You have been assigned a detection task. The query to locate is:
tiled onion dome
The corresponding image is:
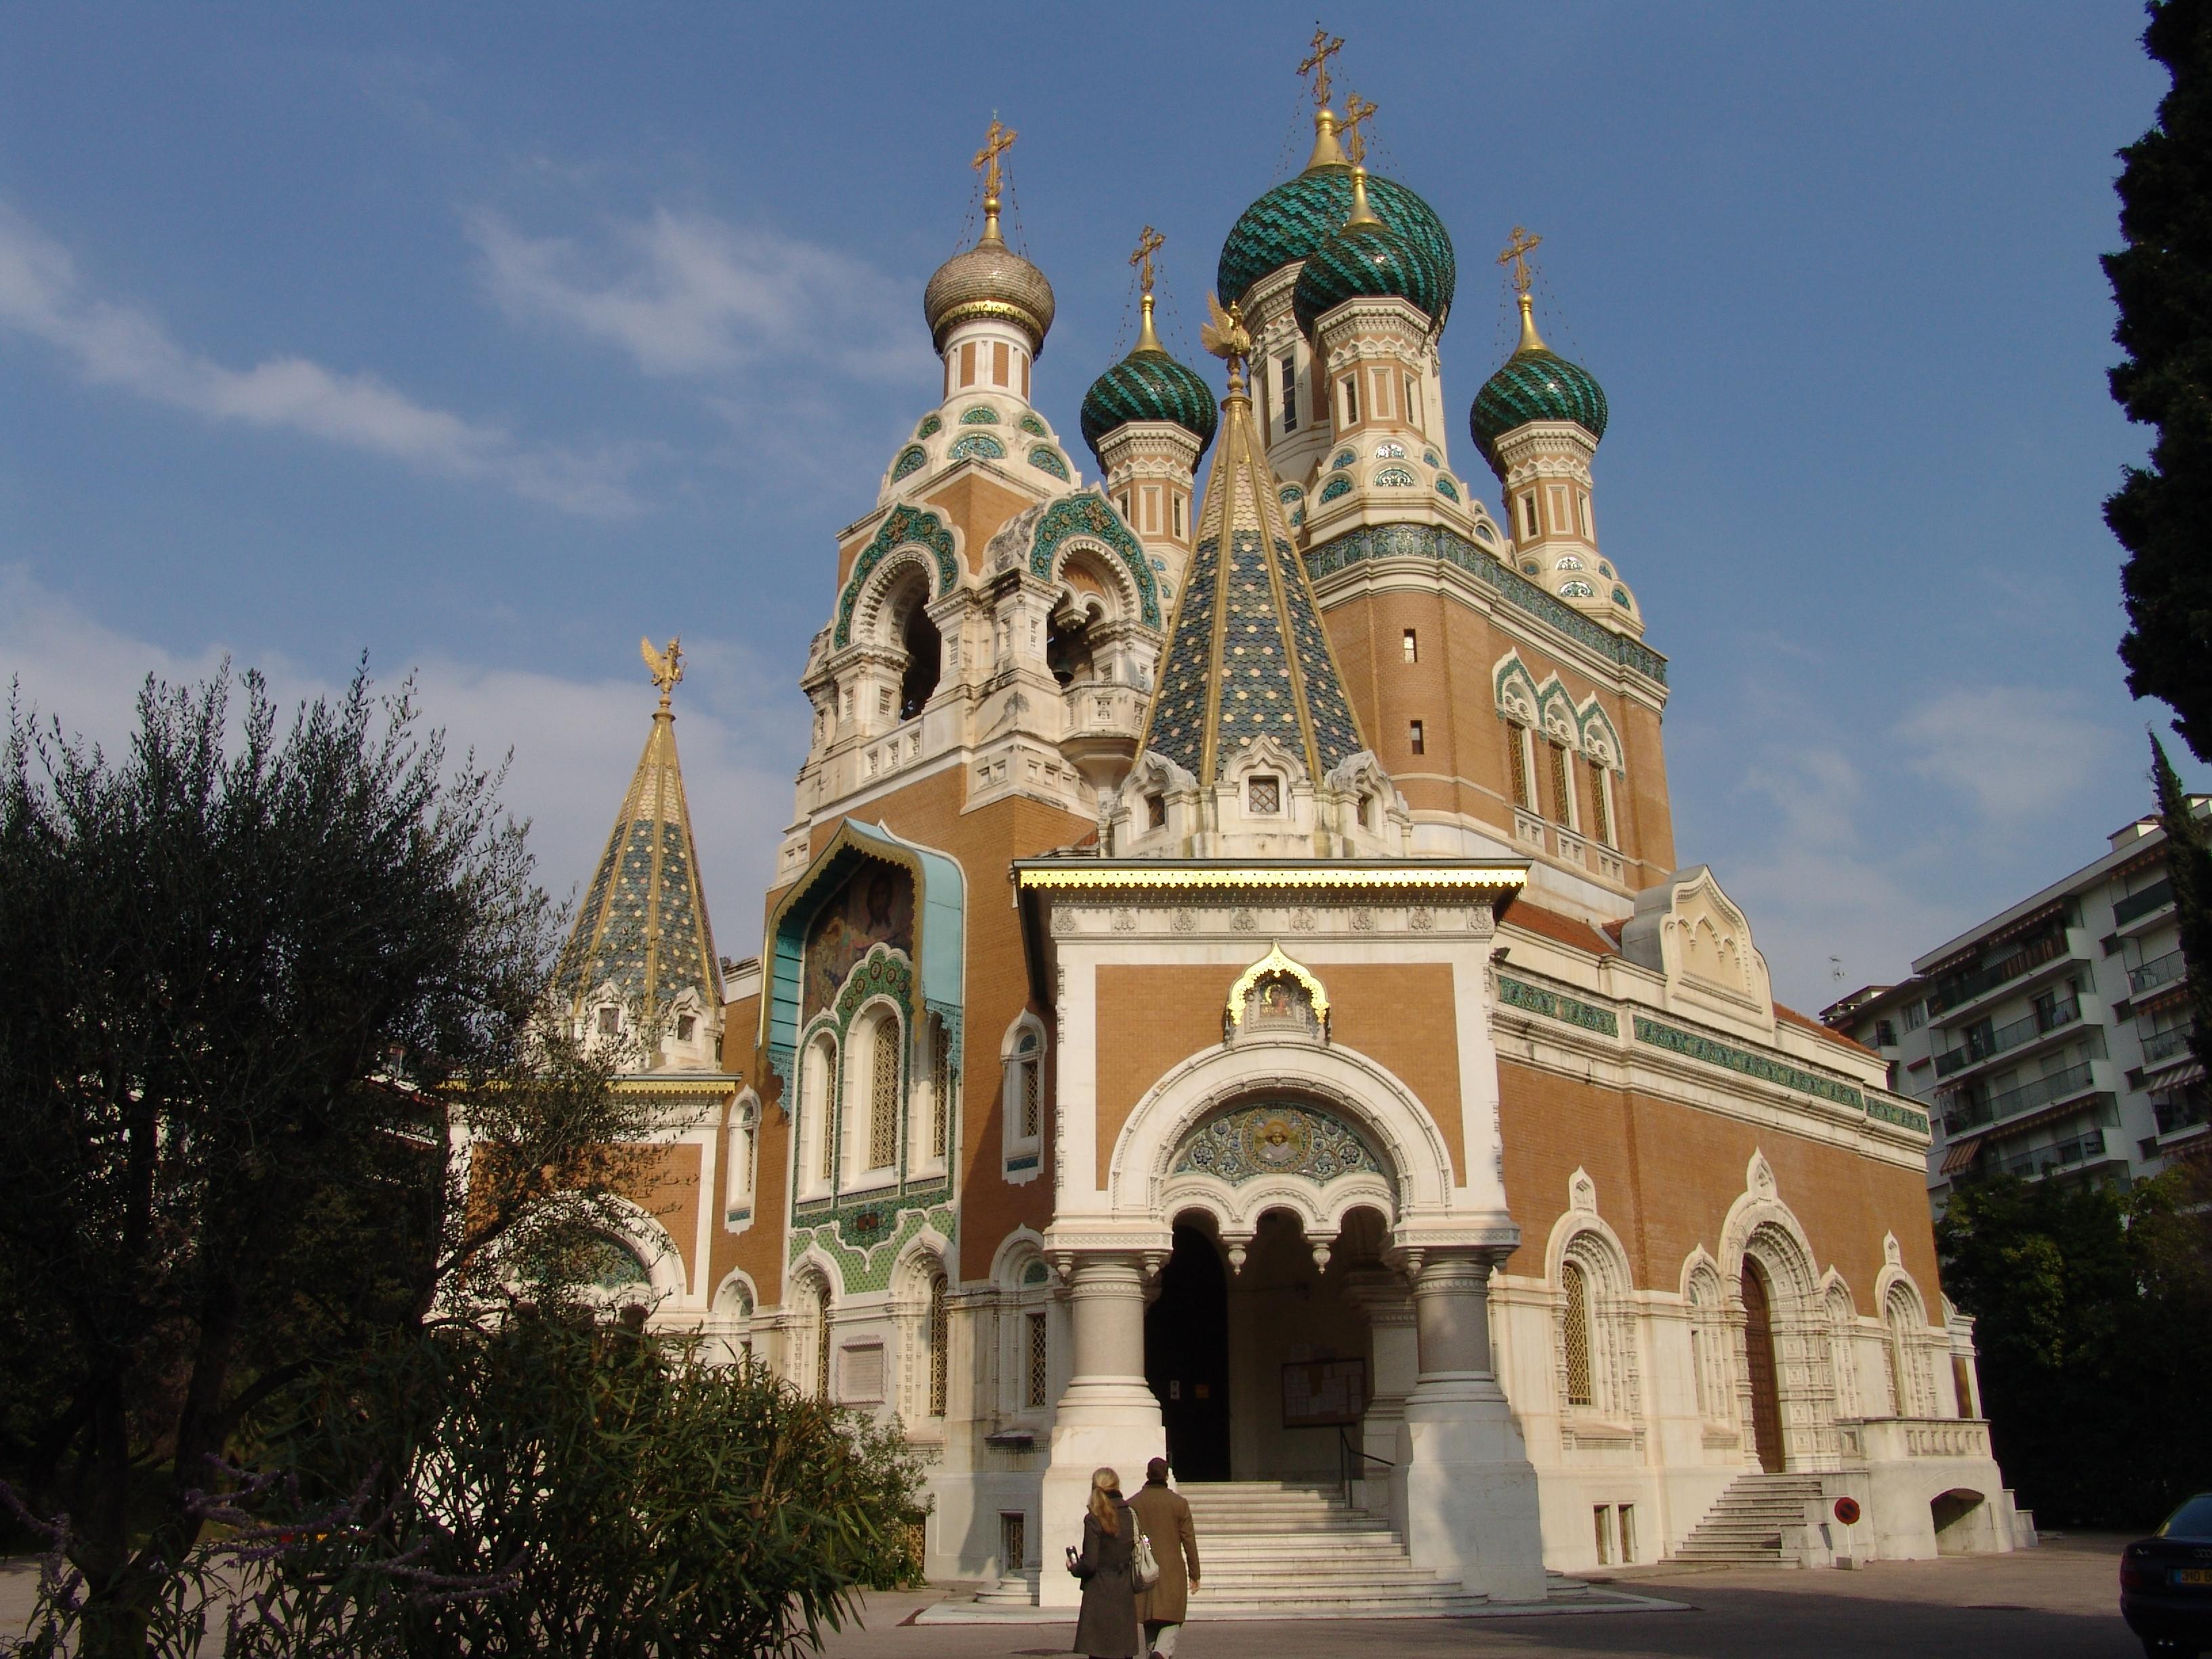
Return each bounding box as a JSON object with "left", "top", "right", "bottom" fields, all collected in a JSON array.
[
  {"left": 1291, "top": 213, "right": 1443, "bottom": 338},
  {"left": 924, "top": 218, "right": 1057, "bottom": 354},
  {"left": 1469, "top": 297, "right": 1608, "bottom": 470},
  {"left": 1079, "top": 340, "right": 1218, "bottom": 467},
  {"left": 1218, "top": 169, "right": 1456, "bottom": 319}
]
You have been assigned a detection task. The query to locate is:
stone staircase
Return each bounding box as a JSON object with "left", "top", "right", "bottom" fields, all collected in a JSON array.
[
  {"left": 1666, "top": 1473, "right": 1825, "bottom": 1565},
  {"left": 1170, "top": 1480, "right": 1500, "bottom": 1616}
]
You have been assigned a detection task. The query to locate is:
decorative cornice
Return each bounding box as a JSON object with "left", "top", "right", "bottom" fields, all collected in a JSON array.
[{"left": 1017, "top": 860, "right": 1525, "bottom": 892}]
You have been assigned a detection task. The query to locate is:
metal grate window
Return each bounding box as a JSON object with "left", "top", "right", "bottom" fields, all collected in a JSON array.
[
  {"left": 1000, "top": 1511, "right": 1027, "bottom": 1572},
  {"left": 815, "top": 1288, "right": 833, "bottom": 1400},
  {"left": 1509, "top": 724, "right": 1531, "bottom": 809},
  {"left": 869, "top": 1019, "right": 899, "bottom": 1170},
  {"left": 930, "top": 1020, "right": 952, "bottom": 1160},
  {"left": 928, "top": 1273, "right": 949, "bottom": 1418},
  {"left": 1020, "top": 1061, "right": 1040, "bottom": 1140},
  {"left": 1587, "top": 759, "right": 1611, "bottom": 845},
  {"left": 1549, "top": 740, "right": 1574, "bottom": 827},
  {"left": 1562, "top": 1261, "right": 1593, "bottom": 1407},
  {"left": 1025, "top": 1311, "right": 1049, "bottom": 1407}
]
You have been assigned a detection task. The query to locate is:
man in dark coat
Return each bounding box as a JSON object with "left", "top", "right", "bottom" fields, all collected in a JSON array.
[{"left": 1129, "top": 1458, "right": 1200, "bottom": 1659}]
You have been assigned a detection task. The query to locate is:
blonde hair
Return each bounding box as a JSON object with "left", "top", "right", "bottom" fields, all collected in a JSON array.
[{"left": 1088, "top": 1467, "right": 1121, "bottom": 1534}]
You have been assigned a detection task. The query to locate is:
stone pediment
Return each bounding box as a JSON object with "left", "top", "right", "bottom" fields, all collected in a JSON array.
[{"left": 1620, "top": 865, "right": 1774, "bottom": 1029}]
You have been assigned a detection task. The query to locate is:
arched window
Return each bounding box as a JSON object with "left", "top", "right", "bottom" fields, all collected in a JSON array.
[
  {"left": 926, "top": 1016, "right": 954, "bottom": 1165},
  {"left": 1586, "top": 758, "right": 1614, "bottom": 846},
  {"left": 725, "top": 1090, "right": 759, "bottom": 1226},
  {"left": 1507, "top": 720, "right": 1534, "bottom": 812},
  {"left": 928, "top": 1272, "right": 950, "bottom": 1418},
  {"left": 815, "top": 1282, "right": 834, "bottom": 1400},
  {"left": 897, "top": 595, "right": 941, "bottom": 720},
  {"left": 1561, "top": 1261, "right": 1594, "bottom": 1406},
  {"left": 802, "top": 1034, "right": 837, "bottom": 1193},
  {"left": 1547, "top": 738, "right": 1576, "bottom": 829},
  {"left": 1002, "top": 1015, "right": 1046, "bottom": 1181},
  {"left": 1885, "top": 1285, "right": 1927, "bottom": 1416},
  {"left": 867, "top": 1012, "right": 901, "bottom": 1173}
]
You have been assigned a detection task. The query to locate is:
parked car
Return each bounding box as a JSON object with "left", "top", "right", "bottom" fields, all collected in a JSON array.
[{"left": 2123, "top": 1493, "right": 2212, "bottom": 1657}]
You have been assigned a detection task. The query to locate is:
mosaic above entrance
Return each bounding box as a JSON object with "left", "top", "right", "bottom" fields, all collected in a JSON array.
[{"left": 1170, "top": 1101, "right": 1383, "bottom": 1185}]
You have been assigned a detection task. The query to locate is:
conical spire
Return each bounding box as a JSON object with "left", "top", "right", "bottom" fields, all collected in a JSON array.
[
  {"left": 1138, "top": 306, "right": 1370, "bottom": 787},
  {"left": 556, "top": 638, "right": 722, "bottom": 1034}
]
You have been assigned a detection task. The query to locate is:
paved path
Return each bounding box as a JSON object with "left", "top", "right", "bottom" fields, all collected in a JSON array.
[{"left": 818, "top": 1534, "right": 2138, "bottom": 1659}]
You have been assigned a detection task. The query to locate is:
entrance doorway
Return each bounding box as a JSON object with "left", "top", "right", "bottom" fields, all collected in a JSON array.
[
  {"left": 1742, "top": 1258, "right": 1786, "bottom": 1473},
  {"left": 1146, "top": 1223, "right": 1231, "bottom": 1481}
]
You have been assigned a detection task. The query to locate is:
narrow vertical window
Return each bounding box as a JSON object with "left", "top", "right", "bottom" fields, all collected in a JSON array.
[
  {"left": 1118, "top": 492, "right": 1132, "bottom": 523},
  {"left": 869, "top": 1019, "right": 899, "bottom": 1170},
  {"left": 1405, "top": 374, "right": 1422, "bottom": 432},
  {"left": 928, "top": 1273, "right": 949, "bottom": 1418},
  {"left": 993, "top": 340, "right": 1010, "bottom": 387},
  {"left": 1588, "top": 759, "right": 1612, "bottom": 845},
  {"left": 1021, "top": 352, "right": 1031, "bottom": 399},
  {"left": 1509, "top": 724, "right": 1532, "bottom": 811},
  {"left": 1172, "top": 493, "right": 1185, "bottom": 537},
  {"left": 1408, "top": 719, "right": 1425, "bottom": 756},
  {"left": 1593, "top": 1506, "right": 1612, "bottom": 1565},
  {"left": 959, "top": 342, "right": 975, "bottom": 388},
  {"left": 1519, "top": 493, "right": 1540, "bottom": 539},
  {"left": 815, "top": 1288, "right": 833, "bottom": 1399},
  {"left": 1021, "top": 1057, "right": 1041, "bottom": 1139},
  {"left": 1618, "top": 1504, "right": 1636, "bottom": 1564},
  {"left": 1549, "top": 741, "right": 1574, "bottom": 827},
  {"left": 1340, "top": 375, "right": 1359, "bottom": 427},
  {"left": 1026, "top": 1311, "right": 1049, "bottom": 1406},
  {"left": 1279, "top": 354, "right": 1298, "bottom": 434},
  {"left": 1578, "top": 490, "right": 1593, "bottom": 537},
  {"left": 1001, "top": 1513, "right": 1027, "bottom": 1571},
  {"left": 1402, "top": 628, "right": 1418, "bottom": 663},
  {"left": 930, "top": 1019, "right": 952, "bottom": 1160},
  {"left": 1562, "top": 1261, "right": 1593, "bottom": 1407}
]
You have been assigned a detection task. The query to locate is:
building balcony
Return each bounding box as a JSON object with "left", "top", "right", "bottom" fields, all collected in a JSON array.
[
  {"left": 2139, "top": 1024, "right": 2194, "bottom": 1067},
  {"left": 1927, "top": 930, "right": 2074, "bottom": 1022},
  {"left": 2154, "top": 1091, "right": 2208, "bottom": 1137},
  {"left": 1942, "top": 1061, "right": 2102, "bottom": 1135},
  {"left": 2112, "top": 877, "right": 2174, "bottom": 929},
  {"left": 1838, "top": 1417, "right": 1992, "bottom": 1464},
  {"left": 1984, "top": 1128, "right": 2123, "bottom": 1183},
  {"left": 2129, "top": 947, "right": 2187, "bottom": 997},
  {"left": 1932, "top": 998, "right": 2083, "bottom": 1080}
]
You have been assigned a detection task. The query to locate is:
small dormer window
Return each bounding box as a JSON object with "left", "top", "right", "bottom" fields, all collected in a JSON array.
[
  {"left": 1248, "top": 776, "right": 1281, "bottom": 815},
  {"left": 597, "top": 1005, "right": 619, "bottom": 1037},
  {"left": 1146, "top": 793, "right": 1166, "bottom": 830},
  {"left": 676, "top": 1013, "right": 697, "bottom": 1043}
]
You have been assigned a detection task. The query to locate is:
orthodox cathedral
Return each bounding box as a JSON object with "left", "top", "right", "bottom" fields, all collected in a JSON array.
[{"left": 548, "top": 49, "right": 2026, "bottom": 1608}]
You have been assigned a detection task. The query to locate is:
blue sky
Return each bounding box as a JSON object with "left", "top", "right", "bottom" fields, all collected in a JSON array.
[{"left": 0, "top": 3, "right": 2181, "bottom": 1008}]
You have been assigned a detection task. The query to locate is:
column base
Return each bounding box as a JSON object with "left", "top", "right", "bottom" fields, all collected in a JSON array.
[
  {"left": 1398, "top": 1384, "right": 1547, "bottom": 1601},
  {"left": 1035, "top": 1379, "right": 1164, "bottom": 1610}
]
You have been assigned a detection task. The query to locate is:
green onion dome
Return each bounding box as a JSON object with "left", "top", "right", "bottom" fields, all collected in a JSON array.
[
  {"left": 1469, "top": 295, "right": 1608, "bottom": 470},
  {"left": 1219, "top": 166, "right": 1455, "bottom": 320},
  {"left": 1078, "top": 298, "right": 1218, "bottom": 467},
  {"left": 1291, "top": 175, "right": 1443, "bottom": 338}
]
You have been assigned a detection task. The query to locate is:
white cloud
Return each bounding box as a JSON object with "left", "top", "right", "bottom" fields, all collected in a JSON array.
[
  {"left": 470, "top": 207, "right": 927, "bottom": 385},
  {"left": 0, "top": 202, "right": 642, "bottom": 516},
  {"left": 0, "top": 565, "right": 805, "bottom": 951},
  {"left": 1896, "top": 684, "right": 2111, "bottom": 819}
]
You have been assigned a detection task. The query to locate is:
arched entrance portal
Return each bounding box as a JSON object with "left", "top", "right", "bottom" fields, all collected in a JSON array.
[
  {"left": 1742, "top": 1258, "right": 1786, "bottom": 1473},
  {"left": 1145, "top": 1223, "right": 1230, "bottom": 1480}
]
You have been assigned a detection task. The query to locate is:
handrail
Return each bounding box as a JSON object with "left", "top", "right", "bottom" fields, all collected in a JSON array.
[{"left": 1336, "top": 1425, "right": 1393, "bottom": 1506}]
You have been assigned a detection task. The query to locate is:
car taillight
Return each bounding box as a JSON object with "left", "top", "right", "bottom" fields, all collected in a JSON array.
[{"left": 2121, "top": 1555, "right": 2160, "bottom": 1591}]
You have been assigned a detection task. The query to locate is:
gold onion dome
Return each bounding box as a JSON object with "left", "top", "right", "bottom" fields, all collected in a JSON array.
[{"left": 923, "top": 201, "right": 1056, "bottom": 356}]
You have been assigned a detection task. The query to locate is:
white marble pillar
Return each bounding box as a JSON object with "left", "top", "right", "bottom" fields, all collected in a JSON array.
[
  {"left": 1396, "top": 1248, "right": 1547, "bottom": 1601},
  {"left": 1036, "top": 1249, "right": 1166, "bottom": 1608},
  {"left": 1345, "top": 1270, "right": 1418, "bottom": 1529}
]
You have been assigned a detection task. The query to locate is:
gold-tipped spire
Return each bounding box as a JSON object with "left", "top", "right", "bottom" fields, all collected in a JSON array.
[
  {"left": 1130, "top": 225, "right": 1166, "bottom": 352},
  {"left": 1498, "top": 226, "right": 1549, "bottom": 352},
  {"left": 1340, "top": 94, "right": 1380, "bottom": 225},
  {"left": 1298, "top": 27, "right": 1350, "bottom": 170},
  {"left": 1200, "top": 291, "right": 1253, "bottom": 398},
  {"left": 640, "top": 634, "right": 683, "bottom": 713},
  {"left": 972, "top": 117, "right": 1019, "bottom": 246}
]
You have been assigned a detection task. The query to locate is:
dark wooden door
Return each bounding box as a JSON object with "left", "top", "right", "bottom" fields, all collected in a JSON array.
[
  {"left": 1145, "top": 1225, "right": 1231, "bottom": 1481},
  {"left": 1742, "top": 1259, "right": 1786, "bottom": 1473}
]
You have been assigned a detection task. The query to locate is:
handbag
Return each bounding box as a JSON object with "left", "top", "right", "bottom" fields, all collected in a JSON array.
[{"left": 1131, "top": 1525, "right": 1161, "bottom": 1591}]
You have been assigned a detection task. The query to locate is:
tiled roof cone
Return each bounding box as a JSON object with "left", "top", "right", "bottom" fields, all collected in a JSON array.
[
  {"left": 1136, "top": 321, "right": 1371, "bottom": 789},
  {"left": 554, "top": 637, "right": 722, "bottom": 1028}
]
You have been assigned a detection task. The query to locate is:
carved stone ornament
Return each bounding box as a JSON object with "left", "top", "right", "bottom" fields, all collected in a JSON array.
[
  {"left": 1290, "top": 908, "right": 1317, "bottom": 932},
  {"left": 1349, "top": 908, "right": 1374, "bottom": 932},
  {"left": 1112, "top": 907, "right": 1138, "bottom": 933},
  {"left": 1231, "top": 908, "right": 1257, "bottom": 933},
  {"left": 1170, "top": 909, "right": 1199, "bottom": 935},
  {"left": 1050, "top": 907, "right": 1078, "bottom": 937},
  {"left": 1408, "top": 907, "right": 1435, "bottom": 932}
]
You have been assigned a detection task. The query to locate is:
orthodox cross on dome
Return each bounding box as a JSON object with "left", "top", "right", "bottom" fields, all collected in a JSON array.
[
  {"left": 1129, "top": 224, "right": 1165, "bottom": 295},
  {"left": 1498, "top": 225, "right": 1544, "bottom": 296},
  {"left": 973, "top": 117, "right": 1018, "bottom": 207},
  {"left": 640, "top": 634, "right": 683, "bottom": 711},
  {"left": 1339, "top": 92, "right": 1376, "bottom": 165},
  {"left": 1298, "top": 26, "right": 1345, "bottom": 108}
]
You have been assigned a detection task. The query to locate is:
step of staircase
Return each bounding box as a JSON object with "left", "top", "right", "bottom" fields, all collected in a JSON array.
[{"left": 1666, "top": 1473, "right": 1825, "bottom": 1565}]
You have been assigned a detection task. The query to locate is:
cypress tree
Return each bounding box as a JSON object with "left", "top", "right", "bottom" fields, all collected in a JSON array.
[{"left": 2107, "top": 0, "right": 2212, "bottom": 758}]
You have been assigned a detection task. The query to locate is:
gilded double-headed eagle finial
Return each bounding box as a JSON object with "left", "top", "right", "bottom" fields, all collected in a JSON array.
[{"left": 640, "top": 635, "right": 683, "bottom": 709}]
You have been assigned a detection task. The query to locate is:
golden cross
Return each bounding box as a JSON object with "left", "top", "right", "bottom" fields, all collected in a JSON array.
[
  {"left": 1298, "top": 26, "right": 1345, "bottom": 108},
  {"left": 972, "top": 117, "right": 1018, "bottom": 202},
  {"left": 1498, "top": 225, "right": 1544, "bottom": 295},
  {"left": 1130, "top": 225, "right": 1166, "bottom": 295},
  {"left": 1340, "top": 93, "right": 1377, "bottom": 165}
]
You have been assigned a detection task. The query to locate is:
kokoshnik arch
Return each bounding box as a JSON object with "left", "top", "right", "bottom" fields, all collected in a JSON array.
[{"left": 546, "top": 60, "right": 2026, "bottom": 1604}]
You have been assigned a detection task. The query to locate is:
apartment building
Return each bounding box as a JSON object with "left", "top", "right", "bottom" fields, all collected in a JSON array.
[{"left": 1824, "top": 806, "right": 2210, "bottom": 1207}]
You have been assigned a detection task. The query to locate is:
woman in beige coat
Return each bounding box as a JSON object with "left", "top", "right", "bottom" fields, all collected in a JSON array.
[{"left": 1129, "top": 1458, "right": 1200, "bottom": 1659}]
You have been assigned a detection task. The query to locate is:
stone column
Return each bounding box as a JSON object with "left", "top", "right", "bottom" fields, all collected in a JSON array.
[
  {"left": 1395, "top": 1247, "right": 1547, "bottom": 1601},
  {"left": 1345, "top": 1270, "right": 1418, "bottom": 1532},
  {"left": 1036, "top": 1248, "right": 1165, "bottom": 1608}
]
